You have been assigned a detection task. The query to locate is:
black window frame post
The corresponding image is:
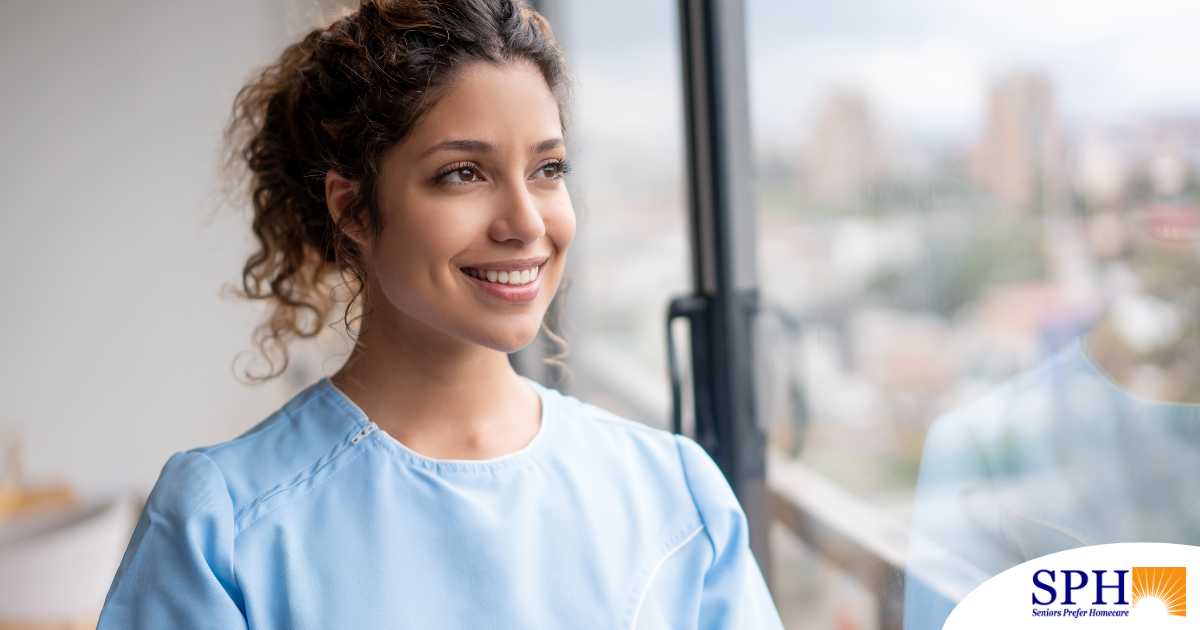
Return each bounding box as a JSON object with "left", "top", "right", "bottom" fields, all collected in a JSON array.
[{"left": 670, "top": 0, "right": 769, "bottom": 578}]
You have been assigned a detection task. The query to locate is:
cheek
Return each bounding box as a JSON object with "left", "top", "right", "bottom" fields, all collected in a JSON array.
[
  {"left": 368, "top": 220, "right": 466, "bottom": 327},
  {"left": 375, "top": 201, "right": 478, "bottom": 275}
]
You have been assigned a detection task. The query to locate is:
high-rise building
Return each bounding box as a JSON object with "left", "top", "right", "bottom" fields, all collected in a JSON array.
[
  {"left": 977, "top": 72, "right": 1065, "bottom": 213},
  {"left": 804, "top": 91, "right": 884, "bottom": 203}
]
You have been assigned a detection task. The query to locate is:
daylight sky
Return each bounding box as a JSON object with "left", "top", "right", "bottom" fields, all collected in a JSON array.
[
  {"left": 745, "top": 0, "right": 1200, "bottom": 147},
  {"left": 561, "top": 0, "right": 1200, "bottom": 152}
]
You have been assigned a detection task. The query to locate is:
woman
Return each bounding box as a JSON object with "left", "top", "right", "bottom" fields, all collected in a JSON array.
[{"left": 97, "top": 1, "right": 782, "bottom": 628}]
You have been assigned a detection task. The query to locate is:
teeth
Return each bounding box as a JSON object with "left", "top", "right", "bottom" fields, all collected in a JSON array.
[{"left": 468, "top": 266, "right": 541, "bottom": 286}]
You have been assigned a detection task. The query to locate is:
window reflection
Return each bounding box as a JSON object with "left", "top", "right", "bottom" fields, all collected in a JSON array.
[
  {"left": 746, "top": 0, "right": 1200, "bottom": 626},
  {"left": 907, "top": 120, "right": 1200, "bottom": 629}
]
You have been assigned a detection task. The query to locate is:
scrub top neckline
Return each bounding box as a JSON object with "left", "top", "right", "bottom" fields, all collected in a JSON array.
[{"left": 321, "top": 376, "right": 553, "bottom": 472}]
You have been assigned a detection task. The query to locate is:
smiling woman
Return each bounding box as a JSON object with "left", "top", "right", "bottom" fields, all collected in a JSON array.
[
  {"left": 320, "top": 59, "right": 575, "bottom": 460},
  {"left": 94, "top": 1, "right": 782, "bottom": 628}
]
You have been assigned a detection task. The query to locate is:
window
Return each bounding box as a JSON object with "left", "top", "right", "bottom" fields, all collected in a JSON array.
[{"left": 745, "top": 0, "right": 1200, "bottom": 627}]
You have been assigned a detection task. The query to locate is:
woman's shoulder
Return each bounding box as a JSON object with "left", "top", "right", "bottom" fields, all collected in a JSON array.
[
  {"left": 539, "top": 384, "right": 681, "bottom": 465},
  {"left": 150, "top": 379, "right": 368, "bottom": 522},
  {"left": 537, "top": 385, "right": 743, "bottom": 522}
]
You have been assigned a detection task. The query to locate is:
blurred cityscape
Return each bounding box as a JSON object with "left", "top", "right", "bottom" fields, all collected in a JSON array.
[
  {"left": 749, "top": 67, "right": 1200, "bottom": 629},
  {"left": 757, "top": 69, "right": 1200, "bottom": 506},
  {"left": 568, "top": 57, "right": 1200, "bottom": 506}
]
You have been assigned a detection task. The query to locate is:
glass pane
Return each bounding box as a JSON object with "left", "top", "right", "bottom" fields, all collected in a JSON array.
[
  {"left": 551, "top": 0, "right": 689, "bottom": 428},
  {"left": 746, "top": 0, "right": 1200, "bottom": 626}
]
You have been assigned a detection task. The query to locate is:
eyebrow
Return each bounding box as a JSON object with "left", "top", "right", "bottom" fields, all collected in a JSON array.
[
  {"left": 422, "top": 139, "right": 498, "bottom": 157},
  {"left": 422, "top": 137, "right": 564, "bottom": 158},
  {"left": 530, "top": 138, "right": 564, "bottom": 154}
]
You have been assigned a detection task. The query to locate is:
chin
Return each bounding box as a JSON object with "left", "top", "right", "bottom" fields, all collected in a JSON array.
[
  {"left": 460, "top": 318, "right": 543, "bottom": 354},
  {"left": 489, "top": 330, "right": 543, "bottom": 354}
]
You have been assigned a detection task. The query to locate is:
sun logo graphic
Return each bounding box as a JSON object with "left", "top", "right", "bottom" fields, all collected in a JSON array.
[{"left": 1131, "top": 567, "right": 1186, "bottom": 618}]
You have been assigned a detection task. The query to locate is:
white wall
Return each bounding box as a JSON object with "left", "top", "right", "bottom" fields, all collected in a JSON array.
[{"left": 0, "top": 0, "right": 350, "bottom": 496}]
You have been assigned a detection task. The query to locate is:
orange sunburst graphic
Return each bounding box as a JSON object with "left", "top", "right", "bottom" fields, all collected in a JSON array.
[{"left": 1132, "top": 567, "right": 1186, "bottom": 617}]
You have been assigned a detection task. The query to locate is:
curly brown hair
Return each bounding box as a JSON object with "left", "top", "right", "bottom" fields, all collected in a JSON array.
[{"left": 226, "top": 0, "right": 568, "bottom": 381}]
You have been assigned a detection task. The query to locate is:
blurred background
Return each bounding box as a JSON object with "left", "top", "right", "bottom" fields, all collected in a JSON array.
[{"left": 2, "top": 0, "right": 1199, "bottom": 627}]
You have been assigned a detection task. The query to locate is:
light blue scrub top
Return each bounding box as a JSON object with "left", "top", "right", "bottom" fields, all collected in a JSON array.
[{"left": 98, "top": 379, "right": 783, "bottom": 629}]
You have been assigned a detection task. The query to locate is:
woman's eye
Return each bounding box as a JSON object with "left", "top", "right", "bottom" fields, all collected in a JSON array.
[
  {"left": 535, "top": 163, "right": 563, "bottom": 179},
  {"left": 446, "top": 167, "right": 479, "bottom": 183}
]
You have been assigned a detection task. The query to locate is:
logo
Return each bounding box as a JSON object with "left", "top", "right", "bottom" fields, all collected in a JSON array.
[
  {"left": 1132, "top": 567, "right": 1186, "bottom": 617},
  {"left": 944, "top": 544, "right": 1200, "bottom": 629}
]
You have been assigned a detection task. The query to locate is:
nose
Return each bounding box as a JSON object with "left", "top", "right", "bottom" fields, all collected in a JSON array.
[{"left": 489, "top": 180, "right": 545, "bottom": 247}]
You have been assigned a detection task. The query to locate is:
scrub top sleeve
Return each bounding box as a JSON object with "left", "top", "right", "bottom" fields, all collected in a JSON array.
[
  {"left": 98, "top": 451, "right": 247, "bottom": 630},
  {"left": 675, "top": 436, "right": 784, "bottom": 630}
]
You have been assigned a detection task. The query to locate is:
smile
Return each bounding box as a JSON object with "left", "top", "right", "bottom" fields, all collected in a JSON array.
[{"left": 462, "top": 266, "right": 539, "bottom": 286}]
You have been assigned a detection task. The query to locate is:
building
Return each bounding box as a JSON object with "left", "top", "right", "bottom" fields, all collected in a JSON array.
[{"left": 976, "top": 72, "right": 1066, "bottom": 213}]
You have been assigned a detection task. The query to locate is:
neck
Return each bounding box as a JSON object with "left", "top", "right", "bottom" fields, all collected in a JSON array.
[
  {"left": 330, "top": 305, "right": 541, "bottom": 460},
  {"left": 1086, "top": 316, "right": 1200, "bottom": 404}
]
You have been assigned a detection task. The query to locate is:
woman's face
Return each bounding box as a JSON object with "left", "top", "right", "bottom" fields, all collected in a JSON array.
[{"left": 359, "top": 61, "right": 574, "bottom": 353}]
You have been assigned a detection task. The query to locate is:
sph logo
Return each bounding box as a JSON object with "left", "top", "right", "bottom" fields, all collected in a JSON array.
[{"left": 1032, "top": 570, "right": 1129, "bottom": 606}]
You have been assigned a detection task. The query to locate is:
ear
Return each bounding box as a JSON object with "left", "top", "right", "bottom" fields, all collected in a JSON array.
[{"left": 325, "top": 170, "right": 371, "bottom": 247}]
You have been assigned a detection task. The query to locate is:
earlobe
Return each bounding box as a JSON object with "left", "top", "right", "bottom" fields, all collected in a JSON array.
[{"left": 325, "top": 170, "right": 371, "bottom": 247}]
